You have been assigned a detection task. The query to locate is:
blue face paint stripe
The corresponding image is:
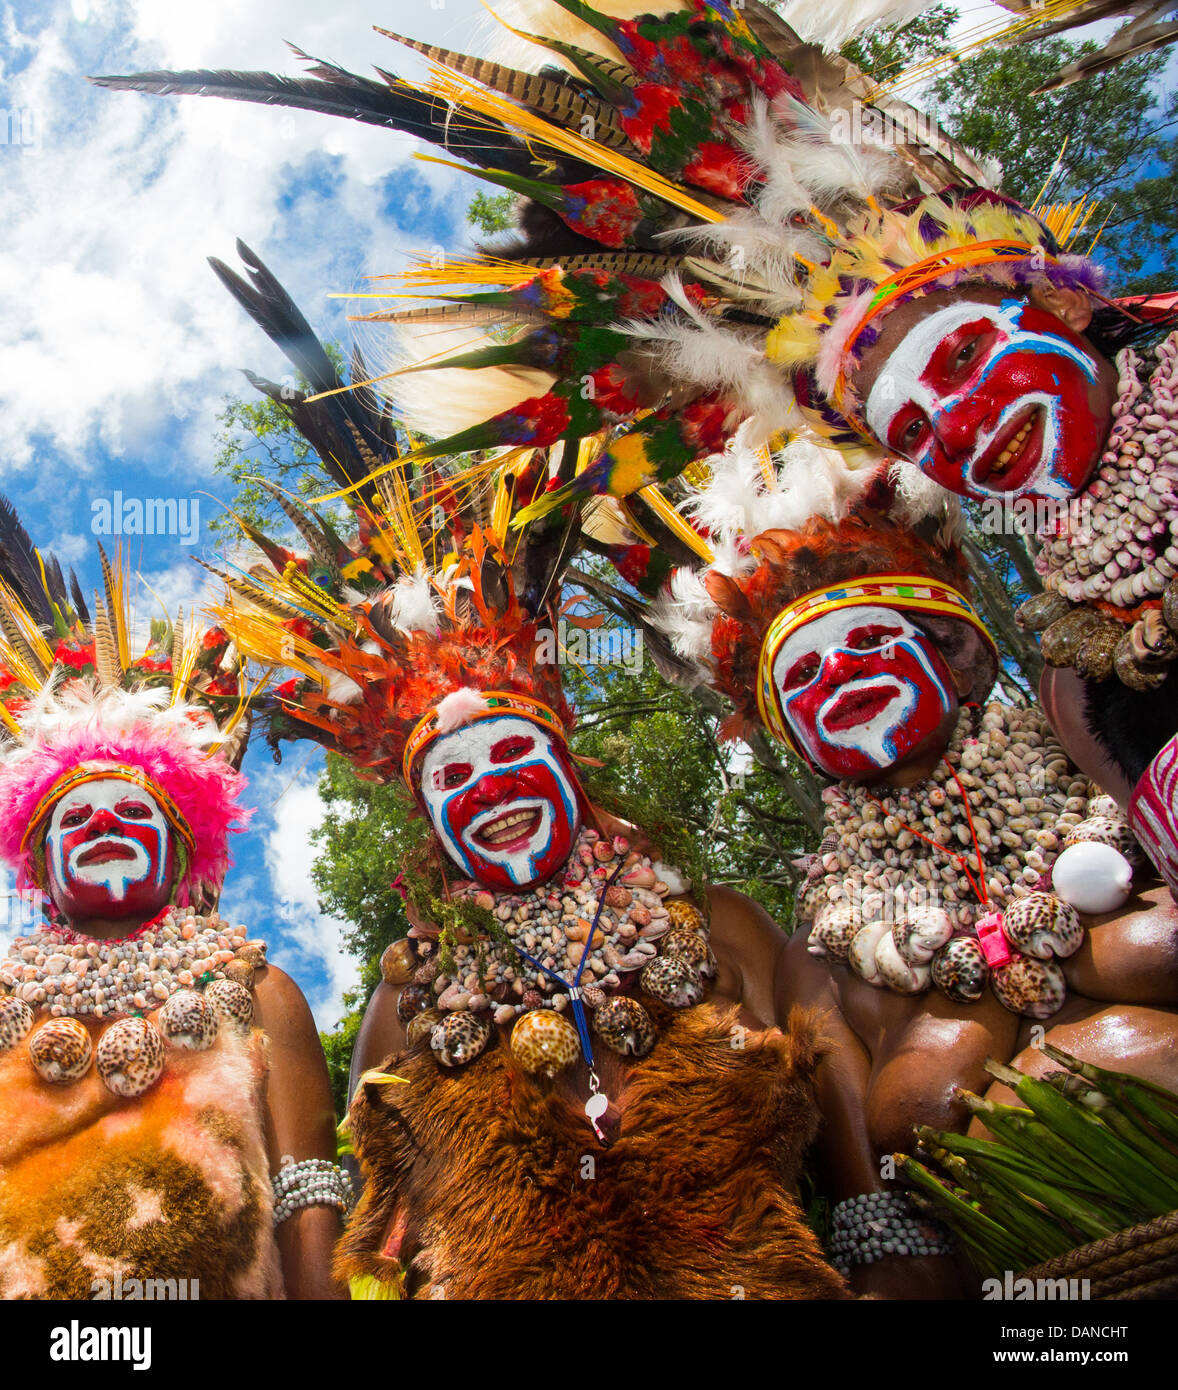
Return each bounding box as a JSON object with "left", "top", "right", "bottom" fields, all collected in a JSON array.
[{"left": 781, "top": 633, "right": 952, "bottom": 768}]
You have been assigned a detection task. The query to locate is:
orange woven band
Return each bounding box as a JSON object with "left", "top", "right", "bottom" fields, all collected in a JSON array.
[
  {"left": 21, "top": 764, "right": 197, "bottom": 855},
  {"left": 402, "top": 691, "right": 567, "bottom": 788},
  {"left": 832, "top": 240, "right": 1057, "bottom": 418}
]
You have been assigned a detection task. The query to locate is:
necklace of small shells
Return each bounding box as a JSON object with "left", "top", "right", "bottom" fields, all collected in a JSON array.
[
  {"left": 1031, "top": 334, "right": 1178, "bottom": 680},
  {"left": 0, "top": 907, "right": 262, "bottom": 1097},
  {"left": 381, "top": 824, "right": 715, "bottom": 1132},
  {"left": 805, "top": 702, "right": 1120, "bottom": 1016}
]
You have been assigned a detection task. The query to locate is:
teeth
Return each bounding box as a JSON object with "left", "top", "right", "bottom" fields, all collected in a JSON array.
[
  {"left": 991, "top": 419, "right": 1033, "bottom": 476},
  {"left": 479, "top": 809, "right": 538, "bottom": 843}
]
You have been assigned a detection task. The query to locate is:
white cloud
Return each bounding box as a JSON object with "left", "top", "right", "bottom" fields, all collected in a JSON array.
[
  {"left": 0, "top": 0, "right": 482, "bottom": 478},
  {"left": 245, "top": 756, "right": 359, "bottom": 1029}
]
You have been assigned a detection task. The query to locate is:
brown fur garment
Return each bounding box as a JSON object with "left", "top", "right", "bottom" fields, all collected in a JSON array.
[{"left": 337, "top": 1002, "right": 849, "bottom": 1299}]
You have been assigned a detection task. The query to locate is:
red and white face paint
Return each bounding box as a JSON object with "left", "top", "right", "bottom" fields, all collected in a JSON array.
[
  {"left": 419, "top": 715, "right": 583, "bottom": 892},
  {"left": 43, "top": 777, "right": 176, "bottom": 923},
  {"left": 773, "top": 606, "right": 958, "bottom": 780},
  {"left": 864, "top": 296, "right": 1106, "bottom": 502}
]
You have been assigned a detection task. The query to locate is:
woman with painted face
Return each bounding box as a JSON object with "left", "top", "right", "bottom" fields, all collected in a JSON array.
[
  {"left": 0, "top": 531, "right": 346, "bottom": 1300},
  {"left": 646, "top": 440, "right": 1178, "bottom": 1297}
]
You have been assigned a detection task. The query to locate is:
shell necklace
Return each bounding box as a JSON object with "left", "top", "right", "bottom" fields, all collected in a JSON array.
[
  {"left": 803, "top": 702, "right": 1142, "bottom": 1019},
  {"left": 0, "top": 907, "right": 263, "bottom": 1096},
  {"left": 380, "top": 826, "right": 714, "bottom": 1130}
]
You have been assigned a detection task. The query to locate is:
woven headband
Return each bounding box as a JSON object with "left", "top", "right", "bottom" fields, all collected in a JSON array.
[
  {"left": 755, "top": 574, "right": 994, "bottom": 753},
  {"left": 402, "top": 691, "right": 568, "bottom": 788}
]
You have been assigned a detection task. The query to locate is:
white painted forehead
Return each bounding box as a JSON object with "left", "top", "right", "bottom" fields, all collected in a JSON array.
[
  {"left": 48, "top": 776, "right": 163, "bottom": 824},
  {"left": 776, "top": 605, "right": 920, "bottom": 668},
  {"left": 421, "top": 714, "right": 556, "bottom": 776}
]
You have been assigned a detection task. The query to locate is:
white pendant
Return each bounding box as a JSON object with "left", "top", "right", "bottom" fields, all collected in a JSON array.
[{"left": 1051, "top": 842, "right": 1133, "bottom": 915}]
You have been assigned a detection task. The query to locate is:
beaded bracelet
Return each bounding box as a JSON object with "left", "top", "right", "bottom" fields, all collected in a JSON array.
[
  {"left": 271, "top": 1157, "right": 354, "bottom": 1227},
  {"left": 829, "top": 1191, "right": 954, "bottom": 1274}
]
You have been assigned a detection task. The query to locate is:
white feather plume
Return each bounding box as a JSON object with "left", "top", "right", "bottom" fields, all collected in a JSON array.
[
  {"left": 775, "top": 0, "right": 930, "bottom": 50},
  {"left": 378, "top": 321, "right": 554, "bottom": 439},
  {"left": 434, "top": 687, "right": 490, "bottom": 733},
  {"left": 646, "top": 565, "right": 718, "bottom": 665},
  {"left": 388, "top": 567, "right": 442, "bottom": 636},
  {"left": 8, "top": 683, "right": 228, "bottom": 751}
]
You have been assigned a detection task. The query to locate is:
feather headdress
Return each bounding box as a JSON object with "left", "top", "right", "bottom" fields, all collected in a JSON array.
[
  {"left": 0, "top": 505, "right": 253, "bottom": 904},
  {"left": 93, "top": 0, "right": 1025, "bottom": 514},
  {"left": 202, "top": 249, "right": 577, "bottom": 788}
]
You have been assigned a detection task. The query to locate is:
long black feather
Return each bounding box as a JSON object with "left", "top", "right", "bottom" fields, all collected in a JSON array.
[
  {"left": 69, "top": 570, "right": 90, "bottom": 627},
  {"left": 88, "top": 67, "right": 553, "bottom": 177},
  {"left": 216, "top": 242, "right": 400, "bottom": 494},
  {"left": 0, "top": 494, "right": 54, "bottom": 630},
  {"left": 210, "top": 241, "right": 337, "bottom": 394}
]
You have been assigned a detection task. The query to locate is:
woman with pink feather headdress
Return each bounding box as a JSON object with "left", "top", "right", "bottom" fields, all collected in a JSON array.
[{"left": 0, "top": 506, "right": 346, "bottom": 1300}]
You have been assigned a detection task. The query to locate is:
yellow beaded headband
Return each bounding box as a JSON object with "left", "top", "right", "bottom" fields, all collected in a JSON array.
[
  {"left": 755, "top": 575, "right": 993, "bottom": 752},
  {"left": 22, "top": 765, "right": 197, "bottom": 855},
  {"left": 402, "top": 692, "right": 568, "bottom": 789}
]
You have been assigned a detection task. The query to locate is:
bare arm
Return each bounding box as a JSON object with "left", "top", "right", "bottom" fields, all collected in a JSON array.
[
  {"left": 254, "top": 964, "right": 348, "bottom": 1300},
  {"left": 709, "top": 885, "right": 977, "bottom": 1297}
]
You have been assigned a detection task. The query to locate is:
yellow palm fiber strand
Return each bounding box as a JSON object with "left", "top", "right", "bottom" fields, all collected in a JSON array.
[
  {"left": 167, "top": 606, "right": 205, "bottom": 706},
  {"left": 488, "top": 447, "right": 537, "bottom": 546},
  {"left": 0, "top": 620, "right": 47, "bottom": 694},
  {"left": 636, "top": 484, "right": 714, "bottom": 563},
  {"left": 208, "top": 668, "right": 271, "bottom": 759},
  {"left": 870, "top": 0, "right": 1086, "bottom": 98},
  {"left": 1085, "top": 204, "right": 1116, "bottom": 256},
  {"left": 349, "top": 254, "right": 542, "bottom": 295},
  {"left": 207, "top": 599, "right": 325, "bottom": 685},
  {"left": 409, "top": 65, "right": 726, "bottom": 225},
  {"left": 1038, "top": 197, "right": 1098, "bottom": 251},
  {"left": 0, "top": 698, "right": 21, "bottom": 738},
  {"left": 1029, "top": 139, "right": 1070, "bottom": 214}
]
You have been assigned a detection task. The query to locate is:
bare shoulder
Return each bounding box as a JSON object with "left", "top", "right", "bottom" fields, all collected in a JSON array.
[
  {"left": 703, "top": 883, "right": 791, "bottom": 1026},
  {"left": 349, "top": 981, "right": 407, "bottom": 1094},
  {"left": 251, "top": 964, "right": 320, "bottom": 1046}
]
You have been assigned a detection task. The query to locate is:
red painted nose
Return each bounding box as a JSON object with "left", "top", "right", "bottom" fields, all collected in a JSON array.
[
  {"left": 471, "top": 773, "right": 513, "bottom": 806},
  {"left": 933, "top": 396, "right": 991, "bottom": 458},
  {"left": 85, "top": 808, "right": 120, "bottom": 836}
]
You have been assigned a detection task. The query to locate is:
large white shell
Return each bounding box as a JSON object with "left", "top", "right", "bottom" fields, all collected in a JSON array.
[
  {"left": 873, "top": 932, "right": 932, "bottom": 995},
  {"left": 1051, "top": 842, "right": 1133, "bottom": 915},
  {"left": 848, "top": 921, "right": 890, "bottom": 985},
  {"left": 893, "top": 908, "right": 954, "bottom": 966}
]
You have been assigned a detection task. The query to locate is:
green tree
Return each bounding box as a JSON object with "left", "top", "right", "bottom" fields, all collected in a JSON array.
[{"left": 928, "top": 39, "right": 1178, "bottom": 292}]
